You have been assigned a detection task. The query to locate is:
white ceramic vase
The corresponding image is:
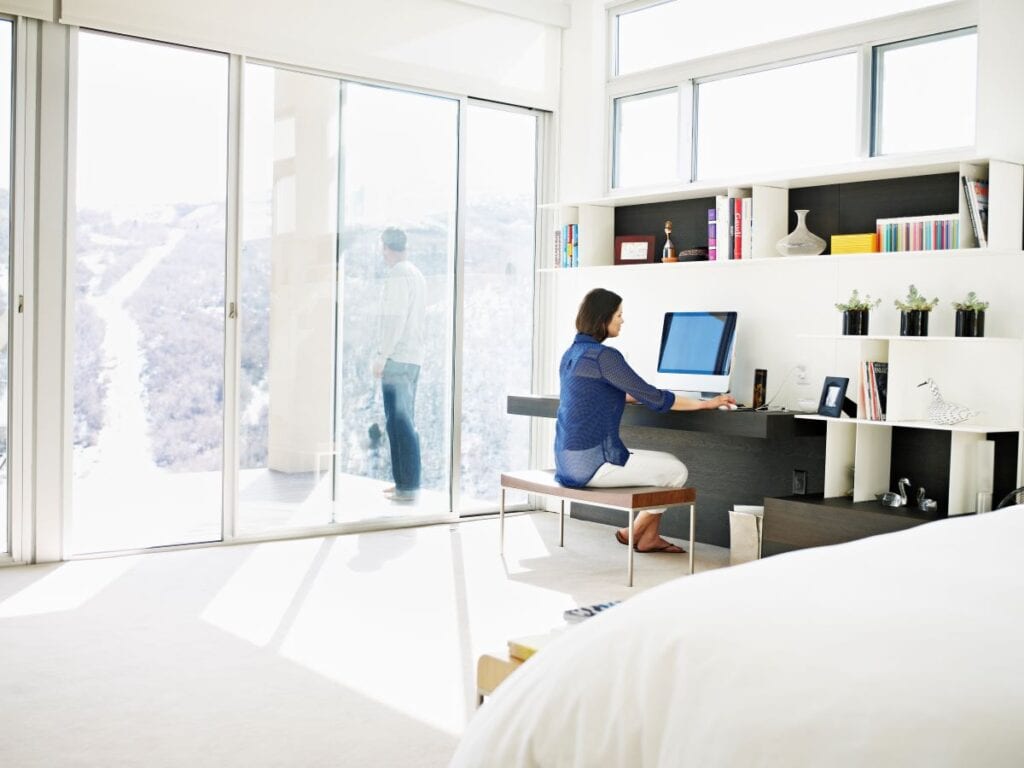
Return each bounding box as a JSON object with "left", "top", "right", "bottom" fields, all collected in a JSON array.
[{"left": 776, "top": 209, "right": 826, "bottom": 256}]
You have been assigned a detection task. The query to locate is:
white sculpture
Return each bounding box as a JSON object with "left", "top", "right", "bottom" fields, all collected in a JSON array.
[{"left": 917, "top": 378, "right": 977, "bottom": 425}]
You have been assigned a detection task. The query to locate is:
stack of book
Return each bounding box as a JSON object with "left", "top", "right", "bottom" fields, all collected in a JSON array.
[
  {"left": 553, "top": 224, "right": 580, "bottom": 268},
  {"left": 708, "top": 194, "right": 752, "bottom": 260},
  {"left": 962, "top": 176, "right": 989, "bottom": 247},
  {"left": 859, "top": 361, "right": 888, "bottom": 421},
  {"left": 876, "top": 214, "right": 959, "bottom": 252}
]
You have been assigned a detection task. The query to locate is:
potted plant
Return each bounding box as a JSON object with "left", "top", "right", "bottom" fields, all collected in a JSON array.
[
  {"left": 952, "top": 291, "right": 988, "bottom": 337},
  {"left": 894, "top": 284, "right": 939, "bottom": 336},
  {"left": 835, "top": 289, "right": 881, "bottom": 335}
]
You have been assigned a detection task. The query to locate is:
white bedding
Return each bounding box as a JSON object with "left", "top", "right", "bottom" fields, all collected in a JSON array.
[{"left": 452, "top": 508, "right": 1024, "bottom": 767}]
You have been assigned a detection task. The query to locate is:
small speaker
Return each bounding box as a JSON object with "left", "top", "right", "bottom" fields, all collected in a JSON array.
[{"left": 753, "top": 369, "right": 767, "bottom": 409}]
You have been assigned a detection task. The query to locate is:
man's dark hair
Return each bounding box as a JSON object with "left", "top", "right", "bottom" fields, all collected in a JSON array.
[
  {"left": 575, "top": 288, "right": 622, "bottom": 342},
  {"left": 381, "top": 226, "right": 407, "bottom": 252}
]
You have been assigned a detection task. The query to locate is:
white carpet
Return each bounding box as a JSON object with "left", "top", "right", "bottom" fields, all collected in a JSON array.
[{"left": 0, "top": 512, "right": 727, "bottom": 766}]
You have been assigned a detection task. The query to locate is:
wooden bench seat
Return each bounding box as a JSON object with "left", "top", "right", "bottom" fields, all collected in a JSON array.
[{"left": 500, "top": 469, "right": 697, "bottom": 586}]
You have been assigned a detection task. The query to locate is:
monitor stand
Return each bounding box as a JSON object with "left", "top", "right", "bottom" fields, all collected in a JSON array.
[{"left": 670, "top": 390, "right": 723, "bottom": 401}]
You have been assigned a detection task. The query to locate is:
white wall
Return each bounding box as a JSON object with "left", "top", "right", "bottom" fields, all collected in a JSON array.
[
  {"left": 547, "top": 252, "right": 1024, "bottom": 415},
  {"left": 58, "top": 0, "right": 562, "bottom": 108}
]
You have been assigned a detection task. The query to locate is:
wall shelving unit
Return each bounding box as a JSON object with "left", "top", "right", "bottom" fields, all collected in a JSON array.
[{"left": 541, "top": 152, "right": 1024, "bottom": 548}]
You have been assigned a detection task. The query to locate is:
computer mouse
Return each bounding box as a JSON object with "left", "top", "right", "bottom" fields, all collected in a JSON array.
[{"left": 717, "top": 403, "right": 738, "bottom": 410}]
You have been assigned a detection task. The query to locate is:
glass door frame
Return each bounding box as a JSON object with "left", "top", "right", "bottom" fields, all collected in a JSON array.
[{"left": 1, "top": 14, "right": 27, "bottom": 565}]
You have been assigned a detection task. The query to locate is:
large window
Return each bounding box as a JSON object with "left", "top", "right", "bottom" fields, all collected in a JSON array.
[
  {"left": 613, "top": 88, "right": 680, "bottom": 189},
  {"left": 874, "top": 29, "right": 977, "bottom": 156},
  {"left": 459, "top": 102, "right": 537, "bottom": 511},
  {"left": 336, "top": 82, "right": 458, "bottom": 523},
  {"left": 0, "top": 19, "right": 11, "bottom": 555},
  {"left": 238, "top": 64, "right": 341, "bottom": 535},
  {"left": 71, "top": 33, "right": 228, "bottom": 553},
  {"left": 696, "top": 54, "right": 858, "bottom": 179},
  {"left": 615, "top": 0, "right": 960, "bottom": 76}
]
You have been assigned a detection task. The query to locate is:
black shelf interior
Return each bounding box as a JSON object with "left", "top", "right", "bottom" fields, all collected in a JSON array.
[{"left": 612, "top": 172, "right": 960, "bottom": 257}]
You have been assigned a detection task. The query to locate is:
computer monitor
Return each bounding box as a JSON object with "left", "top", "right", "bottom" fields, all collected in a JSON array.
[{"left": 655, "top": 311, "right": 739, "bottom": 396}]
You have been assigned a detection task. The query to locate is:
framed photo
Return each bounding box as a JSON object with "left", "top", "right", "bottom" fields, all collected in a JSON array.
[
  {"left": 614, "top": 235, "right": 655, "bottom": 265},
  {"left": 817, "top": 376, "right": 850, "bottom": 418}
]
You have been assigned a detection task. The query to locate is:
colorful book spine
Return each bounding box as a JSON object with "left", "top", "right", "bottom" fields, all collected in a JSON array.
[
  {"left": 572, "top": 223, "right": 579, "bottom": 267},
  {"left": 876, "top": 214, "right": 959, "bottom": 253},
  {"left": 707, "top": 208, "right": 717, "bottom": 261},
  {"left": 715, "top": 195, "right": 733, "bottom": 260},
  {"left": 733, "top": 198, "right": 743, "bottom": 259}
]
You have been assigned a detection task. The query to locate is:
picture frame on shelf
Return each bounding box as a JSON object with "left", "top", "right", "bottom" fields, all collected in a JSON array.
[
  {"left": 614, "top": 235, "right": 655, "bottom": 265},
  {"left": 817, "top": 376, "right": 850, "bottom": 418}
]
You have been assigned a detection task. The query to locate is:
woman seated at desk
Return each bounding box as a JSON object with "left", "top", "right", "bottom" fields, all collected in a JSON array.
[{"left": 555, "top": 288, "right": 734, "bottom": 553}]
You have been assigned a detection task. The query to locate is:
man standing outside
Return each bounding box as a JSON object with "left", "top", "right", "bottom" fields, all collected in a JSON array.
[{"left": 373, "top": 226, "right": 426, "bottom": 502}]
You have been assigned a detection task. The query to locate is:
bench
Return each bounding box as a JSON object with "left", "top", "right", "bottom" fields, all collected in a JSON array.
[{"left": 499, "top": 470, "right": 697, "bottom": 587}]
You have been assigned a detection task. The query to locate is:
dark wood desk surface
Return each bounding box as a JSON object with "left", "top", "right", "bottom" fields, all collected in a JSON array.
[{"left": 507, "top": 395, "right": 824, "bottom": 440}]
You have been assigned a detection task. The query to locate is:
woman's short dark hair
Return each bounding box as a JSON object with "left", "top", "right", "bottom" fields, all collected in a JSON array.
[{"left": 575, "top": 288, "right": 622, "bottom": 342}]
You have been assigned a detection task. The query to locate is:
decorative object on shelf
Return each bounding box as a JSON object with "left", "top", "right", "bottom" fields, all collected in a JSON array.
[
  {"left": 776, "top": 209, "right": 826, "bottom": 257},
  {"left": 661, "top": 220, "right": 677, "bottom": 262},
  {"left": 678, "top": 247, "right": 709, "bottom": 262},
  {"left": 917, "top": 378, "right": 977, "bottom": 425},
  {"left": 952, "top": 291, "right": 988, "bottom": 337},
  {"left": 894, "top": 284, "right": 939, "bottom": 336},
  {"left": 915, "top": 487, "right": 938, "bottom": 513},
  {"left": 816, "top": 376, "right": 850, "bottom": 418},
  {"left": 834, "top": 289, "right": 881, "bottom": 335},
  {"left": 976, "top": 440, "right": 995, "bottom": 513},
  {"left": 879, "top": 477, "right": 912, "bottom": 508},
  {"left": 613, "top": 235, "right": 655, "bottom": 265}
]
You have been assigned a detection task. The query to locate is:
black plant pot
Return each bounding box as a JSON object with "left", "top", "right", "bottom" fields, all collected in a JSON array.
[
  {"left": 900, "top": 309, "right": 930, "bottom": 337},
  {"left": 955, "top": 309, "right": 985, "bottom": 337},
  {"left": 842, "top": 309, "right": 869, "bottom": 335}
]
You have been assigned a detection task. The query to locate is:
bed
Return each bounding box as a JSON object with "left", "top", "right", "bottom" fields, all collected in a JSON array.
[{"left": 451, "top": 508, "right": 1024, "bottom": 767}]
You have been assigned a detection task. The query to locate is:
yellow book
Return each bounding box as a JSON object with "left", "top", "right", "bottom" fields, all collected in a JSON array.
[
  {"left": 831, "top": 233, "right": 879, "bottom": 254},
  {"left": 507, "top": 628, "right": 566, "bottom": 661}
]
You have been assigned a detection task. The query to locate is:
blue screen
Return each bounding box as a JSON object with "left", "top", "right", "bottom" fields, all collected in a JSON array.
[{"left": 657, "top": 312, "right": 737, "bottom": 374}]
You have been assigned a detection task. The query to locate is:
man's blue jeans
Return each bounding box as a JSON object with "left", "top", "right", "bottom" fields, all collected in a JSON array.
[{"left": 381, "top": 360, "right": 421, "bottom": 492}]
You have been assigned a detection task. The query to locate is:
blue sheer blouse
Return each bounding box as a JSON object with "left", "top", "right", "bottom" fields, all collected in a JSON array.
[{"left": 554, "top": 334, "right": 675, "bottom": 487}]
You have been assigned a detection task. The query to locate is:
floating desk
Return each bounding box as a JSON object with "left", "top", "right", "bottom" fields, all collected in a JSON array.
[{"left": 507, "top": 395, "right": 826, "bottom": 548}]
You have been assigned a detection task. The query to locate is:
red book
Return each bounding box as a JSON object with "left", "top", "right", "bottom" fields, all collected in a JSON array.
[{"left": 733, "top": 198, "right": 743, "bottom": 259}]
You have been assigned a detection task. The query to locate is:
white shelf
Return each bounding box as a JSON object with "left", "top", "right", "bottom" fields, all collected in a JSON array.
[
  {"left": 538, "top": 247, "right": 1021, "bottom": 275},
  {"left": 543, "top": 149, "right": 983, "bottom": 209},
  {"left": 796, "top": 414, "right": 1020, "bottom": 433},
  {"left": 798, "top": 333, "right": 1023, "bottom": 343}
]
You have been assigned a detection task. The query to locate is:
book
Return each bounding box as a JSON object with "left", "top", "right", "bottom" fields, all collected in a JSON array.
[
  {"left": 733, "top": 197, "right": 743, "bottom": 259},
  {"left": 571, "top": 223, "right": 579, "bottom": 267},
  {"left": 962, "top": 176, "right": 989, "bottom": 247},
  {"left": 741, "top": 197, "right": 752, "bottom": 259},
  {"left": 553, "top": 227, "right": 562, "bottom": 268},
  {"left": 562, "top": 600, "right": 621, "bottom": 624},
  {"left": 876, "top": 214, "right": 959, "bottom": 252},
  {"left": 507, "top": 628, "right": 567, "bottom": 661},
  {"left": 707, "top": 208, "right": 717, "bottom": 260},
  {"left": 873, "top": 362, "right": 888, "bottom": 420},
  {"left": 715, "top": 195, "right": 733, "bottom": 260}
]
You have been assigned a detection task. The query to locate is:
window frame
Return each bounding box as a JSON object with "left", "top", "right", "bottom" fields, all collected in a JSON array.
[
  {"left": 870, "top": 26, "right": 978, "bottom": 157},
  {"left": 605, "top": 1, "right": 977, "bottom": 193}
]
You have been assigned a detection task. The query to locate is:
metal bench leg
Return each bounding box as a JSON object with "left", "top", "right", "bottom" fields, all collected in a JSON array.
[
  {"left": 689, "top": 502, "right": 696, "bottom": 575},
  {"left": 499, "top": 488, "right": 506, "bottom": 554},
  {"left": 627, "top": 508, "right": 635, "bottom": 587},
  {"left": 559, "top": 499, "right": 565, "bottom": 547}
]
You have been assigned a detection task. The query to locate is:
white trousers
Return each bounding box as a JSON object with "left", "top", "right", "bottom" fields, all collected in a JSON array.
[{"left": 588, "top": 449, "right": 688, "bottom": 516}]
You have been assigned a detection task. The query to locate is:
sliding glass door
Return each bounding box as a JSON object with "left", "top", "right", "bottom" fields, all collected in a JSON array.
[
  {"left": 0, "top": 19, "right": 11, "bottom": 554},
  {"left": 70, "top": 33, "right": 227, "bottom": 553},
  {"left": 333, "top": 82, "right": 458, "bottom": 523},
  {"left": 458, "top": 103, "right": 537, "bottom": 512},
  {"left": 68, "top": 39, "right": 537, "bottom": 548}
]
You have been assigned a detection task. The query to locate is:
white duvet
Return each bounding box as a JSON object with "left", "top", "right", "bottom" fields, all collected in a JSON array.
[{"left": 452, "top": 508, "right": 1024, "bottom": 767}]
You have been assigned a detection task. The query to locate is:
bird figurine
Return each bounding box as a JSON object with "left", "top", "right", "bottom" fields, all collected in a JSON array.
[{"left": 917, "top": 378, "right": 977, "bottom": 425}]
